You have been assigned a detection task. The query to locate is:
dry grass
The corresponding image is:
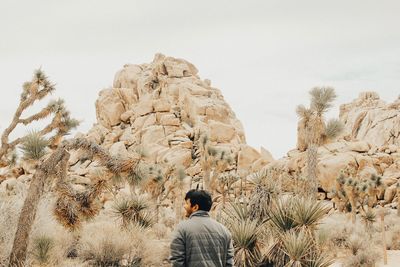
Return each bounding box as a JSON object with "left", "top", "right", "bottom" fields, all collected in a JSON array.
[
  {"left": 79, "top": 220, "right": 143, "bottom": 266},
  {"left": 0, "top": 192, "right": 75, "bottom": 265}
]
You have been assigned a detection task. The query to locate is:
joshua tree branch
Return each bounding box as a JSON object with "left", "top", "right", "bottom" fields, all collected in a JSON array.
[{"left": 18, "top": 107, "right": 52, "bottom": 125}]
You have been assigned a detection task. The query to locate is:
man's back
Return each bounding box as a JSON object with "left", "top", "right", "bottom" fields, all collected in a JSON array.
[{"left": 170, "top": 210, "right": 234, "bottom": 267}]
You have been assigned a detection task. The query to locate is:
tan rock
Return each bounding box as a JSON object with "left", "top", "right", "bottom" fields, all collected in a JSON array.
[
  {"left": 113, "top": 64, "right": 142, "bottom": 89},
  {"left": 134, "top": 94, "right": 153, "bottom": 116},
  {"left": 116, "top": 87, "right": 137, "bottom": 106},
  {"left": 384, "top": 185, "right": 397, "bottom": 203},
  {"left": 160, "top": 114, "right": 180, "bottom": 126},
  {"left": 109, "top": 141, "right": 129, "bottom": 159},
  {"left": 86, "top": 124, "right": 109, "bottom": 144},
  {"left": 70, "top": 175, "right": 91, "bottom": 185},
  {"left": 141, "top": 125, "right": 165, "bottom": 144},
  {"left": 153, "top": 99, "right": 171, "bottom": 112},
  {"left": 317, "top": 153, "right": 357, "bottom": 191},
  {"left": 120, "top": 110, "right": 134, "bottom": 122},
  {"left": 163, "top": 56, "right": 198, "bottom": 78},
  {"left": 260, "top": 146, "right": 274, "bottom": 162},
  {"left": 238, "top": 145, "right": 261, "bottom": 172},
  {"left": 209, "top": 120, "right": 236, "bottom": 143},
  {"left": 187, "top": 164, "right": 201, "bottom": 177},
  {"left": 340, "top": 92, "right": 400, "bottom": 148},
  {"left": 158, "top": 147, "right": 192, "bottom": 168},
  {"left": 119, "top": 128, "right": 136, "bottom": 145},
  {"left": 347, "top": 141, "right": 370, "bottom": 153},
  {"left": 96, "top": 88, "right": 125, "bottom": 128}
]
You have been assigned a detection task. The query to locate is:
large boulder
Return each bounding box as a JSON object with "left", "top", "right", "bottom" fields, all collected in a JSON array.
[{"left": 96, "top": 89, "right": 125, "bottom": 128}]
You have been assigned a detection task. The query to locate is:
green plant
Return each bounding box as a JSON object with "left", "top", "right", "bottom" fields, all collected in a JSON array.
[
  {"left": 230, "top": 219, "right": 262, "bottom": 267},
  {"left": 20, "top": 131, "right": 48, "bottom": 160},
  {"left": 31, "top": 235, "right": 53, "bottom": 265},
  {"left": 279, "top": 229, "right": 313, "bottom": 266},
  {"left": 112, "top": 194, "right": 154, "bottom": 228},
  {"left": 266, "top": 196, "right": 331, "bottom": 266}
]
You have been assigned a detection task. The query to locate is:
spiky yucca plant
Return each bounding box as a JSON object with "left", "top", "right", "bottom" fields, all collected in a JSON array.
[
  {"left": 20, "top": 131, "right": 48, "bottom": 160},
  {"left": 112, "top": 194, "right": 154, "bottom": 228},
  {"left": 279, "top": 229, "right": 313, "bottom": 267},
  {"left": 230, "top": 219, "right": 262, "bottom": 267},
  {"left": 292, "top": 197, "right": 331, "bottom": 229},
  {"left": 266, "top": 196, "right": 331, "bottom": 266},
  {"left": 32, "top": 235, "right": 54, "bottom": 265},
  {"left": 361, "top": 209, "right": 376, "bottom": 234}
]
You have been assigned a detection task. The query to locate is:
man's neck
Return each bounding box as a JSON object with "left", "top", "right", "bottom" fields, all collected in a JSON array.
[{"left": 189, "top": 210, "right": 209, "bottom": 219}]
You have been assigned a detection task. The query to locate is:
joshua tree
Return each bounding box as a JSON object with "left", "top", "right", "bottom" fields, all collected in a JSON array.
[
  {"left": 8, "top": 138, "right": 140, "bottom": 266},
  {"left": 0, "top": 69, "right": 79, "bottom": 165},
  {"left": 296, "top": 87, "right": 344, "bottom": 197}
]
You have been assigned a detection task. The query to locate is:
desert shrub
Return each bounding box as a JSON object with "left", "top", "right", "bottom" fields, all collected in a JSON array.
[
  {"left": 345, "top": 234, "right": 366, "bottom": 256},
  {"left": 20, "top": 131, "right": 49, "bottom": 160},
  {"left": 31, "top": 235, "right": 54, "bottom": 265},
  {"left": 79, "top": 220, "right": 144, "bottom": 266},
  {"left": 320, "top": 213, "right": 354, "bottom": 248},
  {"left": 343, "top": 245, "right": 380, "bottom": 267},
  {"left": 112, "top": 193, "right": 154, "bottom": 228}
]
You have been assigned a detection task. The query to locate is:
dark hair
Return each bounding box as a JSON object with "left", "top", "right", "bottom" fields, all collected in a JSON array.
[{"left": 185, "top": 189, "right": 212, "bottom": 211}]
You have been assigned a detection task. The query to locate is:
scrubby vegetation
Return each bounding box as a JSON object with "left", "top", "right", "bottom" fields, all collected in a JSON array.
[{"left": 1, "top": 68, "right": 400, "bottom": 267}]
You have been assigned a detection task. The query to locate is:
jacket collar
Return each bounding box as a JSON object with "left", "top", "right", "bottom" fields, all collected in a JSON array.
[{"left": 189, "top": 210, "right": 210, "bottom": 219}]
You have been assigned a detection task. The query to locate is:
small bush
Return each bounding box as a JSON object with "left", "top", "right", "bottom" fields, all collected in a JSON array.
[
  {"left": 343, "top": 246, "right": 380, "bottom": 267},
  {"left": 31, "top": 235, "right": 54, "bottom": 264},
  {"left": 79, "top": 220, "right": 144, "bottom": 266},
  {"left": 20, "top": 131, "right": 48, "bottom": 160}
]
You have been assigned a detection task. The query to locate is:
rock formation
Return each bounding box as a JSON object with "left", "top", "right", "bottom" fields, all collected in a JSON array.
[
  {"left": 85, "top": 54, "right": 272, "bottom": 186},
  {"left": 272, "top": 92, "right": 400, "bottom": 205}
]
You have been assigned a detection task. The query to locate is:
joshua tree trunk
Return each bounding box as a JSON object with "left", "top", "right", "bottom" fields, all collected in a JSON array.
[
  {"left": 307, "top": 143, "right": 318, "bottom": 198},
  {"left": 397, "top": 189, "right": 400, "bottom": 217},
  {"left": 9, "top": 148, "right": 69, "bottom": 266},
  {"left": 203, "top": 168, "right": 211, "bottom": 191}
]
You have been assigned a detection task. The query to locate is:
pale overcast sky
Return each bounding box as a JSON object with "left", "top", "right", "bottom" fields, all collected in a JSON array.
[{"left": 0, "top": 0, "right": 399, "bottom": 158}]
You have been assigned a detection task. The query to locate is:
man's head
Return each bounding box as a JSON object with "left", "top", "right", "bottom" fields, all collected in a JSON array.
[{"left": 184, "top": 189, "right": 212, "bottom": 217}]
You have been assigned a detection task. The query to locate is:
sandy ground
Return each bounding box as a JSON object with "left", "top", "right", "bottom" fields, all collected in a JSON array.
[{"left": 331, "top": 250, "right": 400, "bottom": 267}]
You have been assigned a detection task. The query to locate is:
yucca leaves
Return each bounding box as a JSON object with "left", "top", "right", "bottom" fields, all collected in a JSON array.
[
  {"left": 266, "top": 196, "right": 331, "bottom": 266},
  {"left": 309, "top": 87, "right": 336, "bottom": 115},
  {"left": 280, "top": 229, "right": 313, "bottom": 266},
  {"left": 112, "top": 194, "right": 154, "bottom": 228},
  {"left": 20, "top": 130, "right": 48, "bottom": 160},
  {"left": 324, "top": 118, "right": 344, "bottom": 140},
  {"left": 32, "top": 235, "right": 54, "bottom": 264},
  {"left": 292, "top": 197, "right": 331, "bottom": 228},
  {"left": 230, "top": 219, "right": 262, "bottom": 267},
  {"left": 268, "top": 198, "right": 298, "bottom": 232}
]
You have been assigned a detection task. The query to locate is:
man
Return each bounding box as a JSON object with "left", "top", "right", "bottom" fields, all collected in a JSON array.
[{"left": 170, "top": 189, "right": 234, "bottom": 267}]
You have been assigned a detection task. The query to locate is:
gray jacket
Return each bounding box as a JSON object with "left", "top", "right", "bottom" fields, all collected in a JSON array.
[{"left": 170, "top": 210, "right": 234, "bottom": 267}]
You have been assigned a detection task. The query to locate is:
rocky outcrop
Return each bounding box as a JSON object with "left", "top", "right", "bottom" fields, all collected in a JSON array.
[
  {"left": 270, "top": 92, "right": 400, "bottom": 206},
  {"left": 85, "top": 54, "right": 273, "bottom": 183},
  {"left": 341, "top": 92, "right": 400, "bottom": 148}
]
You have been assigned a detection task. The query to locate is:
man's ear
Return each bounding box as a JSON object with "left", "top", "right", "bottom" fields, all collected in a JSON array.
[{"left": 192, "top": 204, "right": 199, "bottom": 212}]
